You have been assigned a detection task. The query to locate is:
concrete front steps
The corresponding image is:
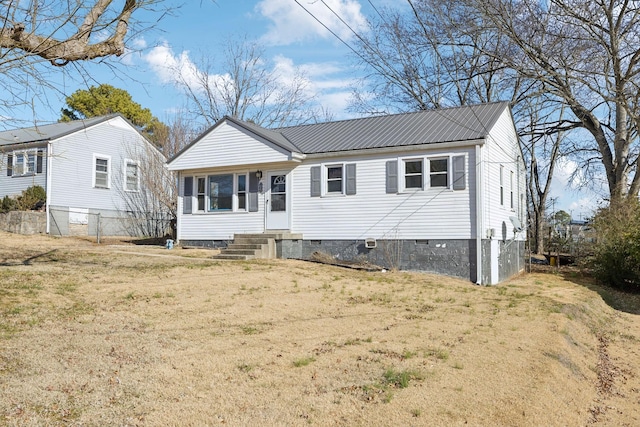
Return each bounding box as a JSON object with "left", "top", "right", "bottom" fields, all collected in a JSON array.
[{"left": 212, "top": 232, "right": 301, "bottom": 261}]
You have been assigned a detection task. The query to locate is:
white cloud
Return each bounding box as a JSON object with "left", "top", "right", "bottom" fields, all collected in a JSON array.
[
  {"left": 143, "top": 43, "right": 204, "bottom": 88},
  {"left": 256, "top": 0, "right": 368, "bottom": 45}
]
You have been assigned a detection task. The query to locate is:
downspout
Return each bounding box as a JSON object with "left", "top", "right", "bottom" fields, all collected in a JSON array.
[
  {"left": 45, "top": 141, "right": 52, "bottom": 234},
  {"left": 475, "top": 144, "right": 483, "bottom": 285}
]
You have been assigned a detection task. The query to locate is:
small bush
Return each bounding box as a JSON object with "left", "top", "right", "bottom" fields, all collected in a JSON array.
[
  {"left": 16, "top": 185, "right": 45, "bottom": 211},
  {"left": 0, "top": 195, "right": 17, "bottom": 213},
  {"left": 587, "top": 200, "right": 640, "bottom": 292}
]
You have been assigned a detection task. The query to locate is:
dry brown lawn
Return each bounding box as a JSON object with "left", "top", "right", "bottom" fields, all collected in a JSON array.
[{"left": 1, "top": 231, "right": 639, "bottom": 426}]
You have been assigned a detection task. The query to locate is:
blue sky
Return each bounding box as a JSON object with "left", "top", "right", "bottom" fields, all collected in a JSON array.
[{"left": 3, "top": 0, "right": 598, "bottom": 219}]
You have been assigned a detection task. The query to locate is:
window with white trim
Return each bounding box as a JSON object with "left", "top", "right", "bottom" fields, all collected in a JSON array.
[
  {"left": 196, "top": 176, "right": 206, "bottom": 212},
  {"left": 429, "top": 158, "right": 448, "bottom": 187},
  {"left": 394, "top": 155, "right": 466, "bottom": 192},
  {"left": 209, "top": 174, "right": 233, "bottom": 211},
  {"left": 404, "top": 159, "right": 423, "bottom": 189},
  {"left": 237, "top": 174, "right": 247, "bottom": 211},
  {"left": 499, "top": 165, "right": 504, "bottom": 205},
  {"left": 94, "top": 155, "right": 110, "bottom": 188},
  {"left": 7, "top": 149, "right": 40, "bottom": 176},
  {"left": 189, "top": 173, "right": 249, "bottom": 213},
  {"left": 326, "top": 164, "right": 343, "bottom": 194},
  {"left": 125, "top": 160, "right": 140, "bottom": 192},
  {"left": 510, "top": 170, "right": 514, "bottom": 209}
]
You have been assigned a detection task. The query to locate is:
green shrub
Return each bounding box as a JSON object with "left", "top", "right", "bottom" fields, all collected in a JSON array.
[
  {"left": 588, "top": 200, "right": 640, "bottom": 292},
  {"left": 0, "top": 195, "right": 17, "bottom": 213},
  {"left": 17, "top": 185, "right": 45, "bottom": 211}
]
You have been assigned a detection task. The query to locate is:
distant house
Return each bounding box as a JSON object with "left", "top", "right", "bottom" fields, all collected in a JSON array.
[
  {"left": 167, "top": 102, "right": 526, "bottom": 284},
  {"left": 0, "top": 114, "right": 169, "bottom": 237}
]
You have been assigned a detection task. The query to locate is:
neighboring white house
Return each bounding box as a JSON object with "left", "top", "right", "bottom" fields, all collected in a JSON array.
[
  {"left": 0, "top": 114, "right": 169, "bottom": 237},
  {"left": 167, "top": 102, "right": 526, "bottom": 284}
]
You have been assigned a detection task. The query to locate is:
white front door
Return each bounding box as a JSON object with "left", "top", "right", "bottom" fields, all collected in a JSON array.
[{"left": 266, "top": 171, "right": 290, "bottom": 230}]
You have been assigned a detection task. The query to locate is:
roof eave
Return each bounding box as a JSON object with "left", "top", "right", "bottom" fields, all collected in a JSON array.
[{"left": 302, "top": 138, "right": 486, "bottom": 159}]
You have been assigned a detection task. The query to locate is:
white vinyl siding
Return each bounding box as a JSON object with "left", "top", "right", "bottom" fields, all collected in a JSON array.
[
  {"left": 168, "top": 121, "right": 292, "bottom": 171},
  {"left": 483, "top": 109, "right": 526, "bottom": 241},
  {"left": 292, "top": 149, "right": 475, "bottom": 240},
  {"left": 47, "top": 116, "right": 161, "bottom": 212}
]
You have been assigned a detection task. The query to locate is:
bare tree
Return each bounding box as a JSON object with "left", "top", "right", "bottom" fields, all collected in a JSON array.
[
  {"left": 175, "top": 37, "right": 320, "bottom": 128},
  {"left": 117, "top": 110, "right": 202, "bottom": 238},
  {"left": 520, "top": 97, "right": 565, "bottom": 253},
  {"left": 0, "top": 1, "right": 172, "bottom": 121},
  {"left": 461, "top": 0, "right": 640, "bottom": 205},
  {"left": 350, "top": 0, "right": 521, "bottom": 113}
]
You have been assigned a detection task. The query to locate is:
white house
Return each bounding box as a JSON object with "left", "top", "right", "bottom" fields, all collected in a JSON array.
[
  {"left": 167, "top": 102, "right": 526, "bottom": 284},
  {"left": 0, "top": 114, "right": 169, "bottom": 237}
]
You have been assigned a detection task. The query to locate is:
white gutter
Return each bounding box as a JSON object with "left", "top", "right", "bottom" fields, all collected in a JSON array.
[
  {"left": 475, "top": 144, "right": 483, "bottom": 285},
  {"left": 45, "top": 141, "right": 53, "bottom": 234}
]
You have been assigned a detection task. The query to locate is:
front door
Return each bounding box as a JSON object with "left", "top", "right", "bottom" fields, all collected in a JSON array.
[{"left": 266, "top": 171, "right": 289, "bottom": 230}]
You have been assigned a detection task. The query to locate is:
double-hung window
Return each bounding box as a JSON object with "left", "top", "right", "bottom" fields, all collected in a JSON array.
[
  {"left": 404, "top": 159, "right": 423, "bottom": 189},
  {"left": 510, "top": 171, "right": 514, "bottom": 209},
  {"left": 429, "top": 158, "right": 448, "bottom": 188},
  {"left": 391, "top": 155, "right": 465, "bottom": 193},
  {"left": 237, "top": 174, "right": 247, "bottom": 211},
  {"left": 94, "top": 155, "right": 110, "bottom": 188},
  {"left": 196, "top": 177, "right": 206, "bottom": 212},
  {"left": 499, "top": 165, "right": 504, "bottom": 206},
  {"left": 125, "top": 160, "right": 140, "bottom": 192},
  {"left": 326, "top": 165, "right": 343, "bottom": 194},
  {"left": 7, "top": 149, "right": 40, "bottom": 176}
]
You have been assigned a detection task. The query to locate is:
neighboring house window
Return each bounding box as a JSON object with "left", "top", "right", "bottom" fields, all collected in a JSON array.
[
  {"left": 404, "top": 159, "right": 423, "bottom": 189},
  {"left": 196, "top": 177, "right": 206, "bottom": 212},
  {"left": 499, "top": 165, "right": 504, "bottom": 206},
  {"left": 94, "top": 155, "right": 110, "bottom": 188},
  {"left": 429, "top": 158, "right": 448, "bottom": 187},
  {"left": 326, "top": 165, "right": 343, "bottom": 193},
  {"left": 208, "top": 174, "right": 233, "bottom": 211},
  {"left": 125, "top": 160, "right": 140, "bottom": 192},
  {"left": 7, "top": 149, "right": 42, "bottom": 176}
]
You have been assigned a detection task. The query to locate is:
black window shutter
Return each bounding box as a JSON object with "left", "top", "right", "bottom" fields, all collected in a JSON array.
[
  {"left": 310, "top": 166, "right": 321, "bottom": 197},
  {"left": 36, "top": 149, "right": 43, "bottom": 174},
  {"left": 345, "top": 163, "right": 356, "bottom": 195},
  {"left": 183, "top": 176, "right": 193, "bottom": 214},
  {"left": 7, "top": 154, "right": 12, "bottom": 176},
  {"left": 249, "top": 173, "right": 259, "bottom": 212},
  {"left": 386, "top": 160, "right": 398, "bottom": 193},
  {"left": 452, "top": 155, "right": 466, "bottom": 190}
]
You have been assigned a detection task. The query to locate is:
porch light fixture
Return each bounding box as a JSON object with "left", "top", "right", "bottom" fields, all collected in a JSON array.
[{"left": 255, "top": 170, "right": 263, "bottom": 179}]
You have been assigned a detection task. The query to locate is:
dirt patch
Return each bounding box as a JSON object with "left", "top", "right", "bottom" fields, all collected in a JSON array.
[{"left": 1, "top": 231, "right": 639, "bottom": 426}]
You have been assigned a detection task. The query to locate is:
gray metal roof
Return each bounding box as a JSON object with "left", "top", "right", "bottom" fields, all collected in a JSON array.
[
  {"left": 168, "top": 101, "right": 512, "bottom": 164},
  {"left": 0, "top": 115, "right": 116, "bottom": 147},
  {"left": 276, "top": 101, "right": 510, "bottom": 154}
]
